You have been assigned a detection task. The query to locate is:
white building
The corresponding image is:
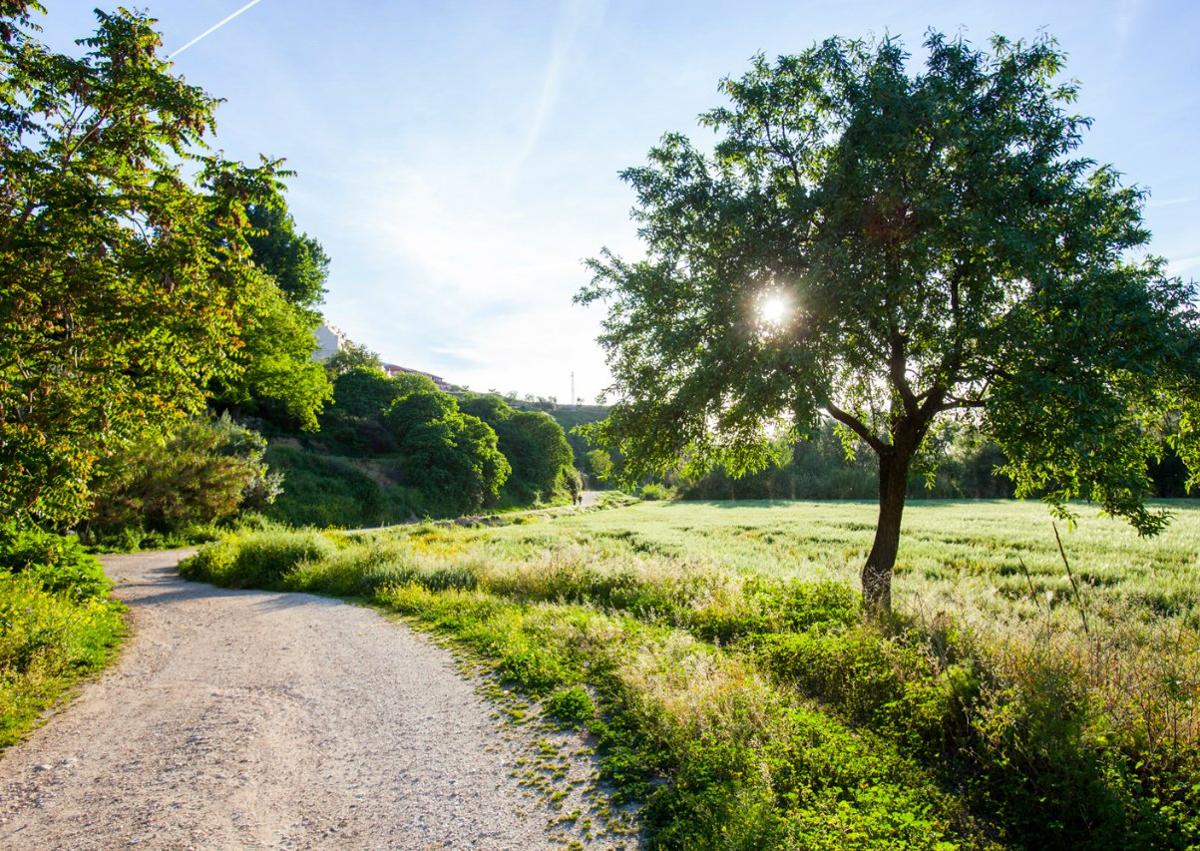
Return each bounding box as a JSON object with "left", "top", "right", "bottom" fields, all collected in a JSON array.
[
  {"left": 314, "top": 322, "right": 456, "bottom": 390},
  {"left": 313, "top": 323, "right": 347, "bottom": 361}
]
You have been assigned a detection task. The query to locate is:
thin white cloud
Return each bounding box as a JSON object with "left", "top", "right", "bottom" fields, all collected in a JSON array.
[
  {"left": 509, "top": 0, "right": 601, "bottom": 179},
  {"left": 1114, "top": 0, "right": 1143, "bottom": 52},
  {"left": 1166, "top": 255, "right": 1200, "bottom": 277},
  {"left": 169, "top": 0, "right": 265, "bottom": 59},
  {"left": 1145, "top": 196, "right": 1195, "bottom": 210}
]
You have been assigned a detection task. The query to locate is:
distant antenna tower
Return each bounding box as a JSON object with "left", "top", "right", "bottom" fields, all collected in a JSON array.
[{"left": 570, "top": 371, "right": 576, "bottom": 407}]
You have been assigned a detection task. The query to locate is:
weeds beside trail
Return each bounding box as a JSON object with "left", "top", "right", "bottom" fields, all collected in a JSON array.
[
  {"left": 181, "top": 501, "right": 1200, "bottom": 850},
  {"left": 0, "top": 525, "right": 125, "bottom": 748}
]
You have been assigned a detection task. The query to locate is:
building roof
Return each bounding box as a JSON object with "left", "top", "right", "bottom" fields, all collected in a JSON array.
[{"left": 382, "top": 363, "right": 452, "bottom": 391}]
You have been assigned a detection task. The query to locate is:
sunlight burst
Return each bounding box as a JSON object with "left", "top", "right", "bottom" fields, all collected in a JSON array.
[{"left": 757, "top": 291, "right": 793, "bottom": 329}]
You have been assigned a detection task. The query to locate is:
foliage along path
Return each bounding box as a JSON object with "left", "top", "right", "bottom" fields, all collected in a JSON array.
[{"left": 0, "top": 551, "right": 616, "bottom": 849}]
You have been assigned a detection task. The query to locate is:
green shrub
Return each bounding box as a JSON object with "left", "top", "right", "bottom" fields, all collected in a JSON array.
[
  {"left": 179, "top": 527, "right": 336, "bottom": 588},
  {"left": 0, "top": 527, "right": 124, "bottom": 747},
  {"left": 282, "top": 544, "right": 479, "bottom": 598},
  {"left": 0, "top": 523, "right": 110, "bottom": 601},
  {"left": 544, "top": 685, "right": 596, "bottom": 727},
  {"left": 638, "top": 482, "right": 673, "bottom": 501},
  {"left": 85, "top": 414, "right": 279, "bottom": 544}
]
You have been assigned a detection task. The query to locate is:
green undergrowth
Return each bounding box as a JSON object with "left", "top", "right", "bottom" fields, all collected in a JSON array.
[
  {"left": 0, "top": 524, "right": 126, "bottom": 747},
  {"left": 264, "top": 444, "right": 426, "bottom": 528},
  {"left": 81, "top": 520, "right": 228, "bottom": 553},
  {"left": 179, "top": 509, "right": 1200, "bottom": 850}
]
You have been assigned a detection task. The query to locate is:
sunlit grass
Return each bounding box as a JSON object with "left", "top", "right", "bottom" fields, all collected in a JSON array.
[{"left": 451, "top": 499, "right": 1200, "bottom": 637}]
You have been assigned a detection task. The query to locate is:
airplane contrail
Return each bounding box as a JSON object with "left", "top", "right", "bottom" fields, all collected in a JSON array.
[{"left": 168, "top": 0, "right": 265, "bottom": 59}]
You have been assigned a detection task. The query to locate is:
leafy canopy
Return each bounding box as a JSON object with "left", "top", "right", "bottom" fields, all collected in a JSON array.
[
  {"left": 579, "top": 33, "right": 1199, "bottom": 534},
  {"left": 0, "top": 6, "right": 291, "bottom": 524},
  {"left": 324, "top": 340, "right": 383, "bottom": 378},
  {"left": 209, "top": 273, "right": 332, "bottom": 433},
  {"left": 329, "top": 366, "right": 403, "bottom": 421},
  {"left": 461, "top": 394, "right": 576, "bottom": 503},
  {"left": 246, "top": 201, "right": 330, "bottom": 310},
  {"left": 386, "top": 385, "right": 510, "bottom": 513}
]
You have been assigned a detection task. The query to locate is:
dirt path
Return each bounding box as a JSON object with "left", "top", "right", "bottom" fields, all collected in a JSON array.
[{"left": 0, "top": 551, "right": 610, "bottom": 850}]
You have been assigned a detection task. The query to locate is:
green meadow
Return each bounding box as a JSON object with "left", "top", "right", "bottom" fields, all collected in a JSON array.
[{"left": 535, "top": 500, "right": 1199, "bottom": 631}]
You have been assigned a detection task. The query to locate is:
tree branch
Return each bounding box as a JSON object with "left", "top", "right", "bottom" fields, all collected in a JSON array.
[
  {"left": 889, "top": 332, "right": 918, "bottom": 416},
  {"left": 825, "top": 402, "right": 888, "bottom": 455}
]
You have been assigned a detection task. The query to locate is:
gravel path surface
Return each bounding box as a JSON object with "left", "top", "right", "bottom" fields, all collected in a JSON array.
[{"left": 0, "top": 550, "right": 613, "bottom": 850}]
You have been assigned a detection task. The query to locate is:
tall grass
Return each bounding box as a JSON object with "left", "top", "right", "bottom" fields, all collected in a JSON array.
[
  {"left": 180, "top": 500, "right": 1200, "bottom": 849},
  {"left": 0, "top": 526, "right": 126, "bottom": 747}
]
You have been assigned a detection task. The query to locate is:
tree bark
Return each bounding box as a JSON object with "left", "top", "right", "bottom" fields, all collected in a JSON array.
[{"left": 862, "top": 449, "right": 912, "bottom": 617}]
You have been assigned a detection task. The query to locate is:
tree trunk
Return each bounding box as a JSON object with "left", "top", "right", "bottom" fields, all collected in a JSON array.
[{"left": 862, "top": 450, "right": 911, "bottom": 617}]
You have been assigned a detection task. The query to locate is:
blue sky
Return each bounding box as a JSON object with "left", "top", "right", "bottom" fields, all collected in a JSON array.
[{"left": 38, "top": 1, "right": 1200, "bottom": 402}]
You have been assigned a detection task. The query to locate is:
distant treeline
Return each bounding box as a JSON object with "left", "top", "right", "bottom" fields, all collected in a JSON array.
[
  {"left": 569, "top": 415, "right": 1195, "bottom": 502},
  {"left": 677, "top": 423, "right": 1012, "bottom": 500},
  {"left": 257, "top": 362, "right": 580, "bottom": 529}
]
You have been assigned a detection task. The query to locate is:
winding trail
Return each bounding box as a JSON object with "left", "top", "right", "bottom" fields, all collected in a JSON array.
[{"left": 0, "top": 551, "right": 595, "bottom": 850}]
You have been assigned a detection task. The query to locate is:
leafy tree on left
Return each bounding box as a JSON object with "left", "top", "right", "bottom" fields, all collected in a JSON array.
[
  {"left": 0, "top": 4, "right": 292, "bottom": 526},
  {"left": 208, "top": 197, "right": 334, "bottom": 433}
]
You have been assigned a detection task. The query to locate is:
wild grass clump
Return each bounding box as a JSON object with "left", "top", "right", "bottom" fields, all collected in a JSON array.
[
  {"left": 178, "top": 526, "right": 337, "bottom": 588},
  {"left": 751, "top": 621, "right": 1200, "bottom": 848},
  {"left": 544, "top": 685, "right": 596, "bottom": 727},
  {"left": 0, "top": 524, "right": 125, "bottom": 747}
]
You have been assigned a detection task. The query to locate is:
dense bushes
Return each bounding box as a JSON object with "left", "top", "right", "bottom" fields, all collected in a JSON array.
[
  {"left": 281, "top": 377, "right": 580, "bottom": 525},
  {"left": 0, "top": 523, "right": 124, "bottom": 746},
  {"left": 386, "top": 388, "right": 510, "bottom": 514},
  {"left": 85, "top": 414, "right": 280, "bottom": 547},
  {"left": 263, "top": 444, "right": 421, "bottom": 527},
  {"left": 460, "top": 394, "right": 576, "bottom": 504}
]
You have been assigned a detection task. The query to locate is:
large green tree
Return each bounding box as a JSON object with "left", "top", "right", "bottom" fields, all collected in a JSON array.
[
  {"left": 211, "top": 192, "right": 333, "bottom": 432},
  {"left": 208, "top": 273, "right": 331, "bottom": 433},
  {"left": 579, "top": 34, "right": 1200, "bottom": 613},
  {"left": 386, "top": 385, "right": 510, "bottom": 513},
  {"left": 461, "top": 394, "right": 576, "bottom": 503},
  {"left": 323, "top": 340, "right": 383, "bottom": 378},
  {"left": 0, "top": 5, "right": 289, "bottom": 525}
]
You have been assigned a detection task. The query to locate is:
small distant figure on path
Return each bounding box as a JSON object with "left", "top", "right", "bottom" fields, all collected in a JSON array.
[{"left": 565, "top": 468, "right": 584, "bottom": 506}]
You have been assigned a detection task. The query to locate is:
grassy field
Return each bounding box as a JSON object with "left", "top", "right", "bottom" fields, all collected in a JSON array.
[
  {"left": 519, "top": 499, "right": 1199, "bottom": 632},
  {"left": 181, "top": 499, "right": 1200, "bottom": 850}
]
